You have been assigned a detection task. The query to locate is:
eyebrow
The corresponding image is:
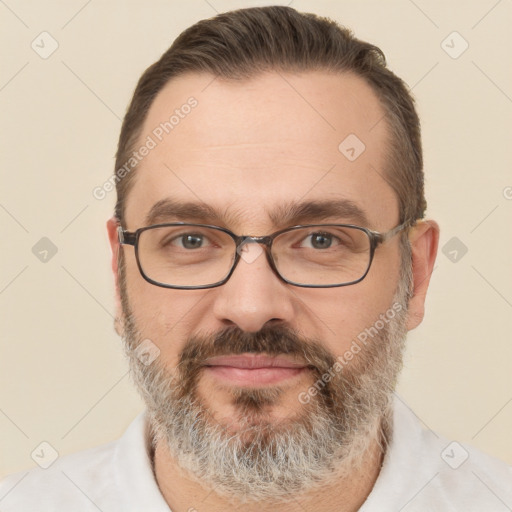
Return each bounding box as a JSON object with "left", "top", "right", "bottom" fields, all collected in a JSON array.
[
  {"left": 144, "top": 198, "right": 371, "bottom": 230},
  {"left": 144, "top": 199, "right": 227, "bottom": 226},
  {"left": 269, "top": 200, "right": 370, "bottom": 228}
]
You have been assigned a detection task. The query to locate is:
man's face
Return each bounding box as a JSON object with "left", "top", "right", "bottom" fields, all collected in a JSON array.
[{"left": 113, "top": 71, "right": 412, "bottom": 499}]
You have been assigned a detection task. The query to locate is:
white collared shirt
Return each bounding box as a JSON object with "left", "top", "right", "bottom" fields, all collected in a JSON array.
[{"left": 1, "top": 396, "right": 511, "bottom": 511}]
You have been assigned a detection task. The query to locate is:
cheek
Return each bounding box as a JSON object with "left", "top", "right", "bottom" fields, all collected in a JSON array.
[
  {"left": 298, "top": 251, "right": 401, "bottom": 357},
  {"left": 123, "top": 261, "right": 210, "bottom": 367}
]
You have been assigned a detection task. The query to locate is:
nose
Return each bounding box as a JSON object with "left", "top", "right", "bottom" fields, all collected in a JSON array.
[{"left": 212, "top": 243, "right": 295, "bottom": 332}]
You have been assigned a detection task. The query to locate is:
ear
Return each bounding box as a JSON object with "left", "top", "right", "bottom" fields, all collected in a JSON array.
[
  {"left": 106, "top": 217, "right": 124, "bottom": 335},
  {"left": 406, "top": 220, "right": 440, "bottom": 331}
]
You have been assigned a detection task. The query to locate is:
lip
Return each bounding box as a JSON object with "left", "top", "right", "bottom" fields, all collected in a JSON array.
[{"left": 203, "top": 354, "right": 309, "bottom": 386}]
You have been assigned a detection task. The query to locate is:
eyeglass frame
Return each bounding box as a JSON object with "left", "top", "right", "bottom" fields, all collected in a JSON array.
[{"left": 117, "top": 220, "right": 412, "bottom": 290}]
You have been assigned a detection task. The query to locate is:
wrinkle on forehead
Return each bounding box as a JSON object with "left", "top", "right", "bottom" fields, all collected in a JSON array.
[{"left": 125, "top": 71, "right": 398, "bottom": 232}]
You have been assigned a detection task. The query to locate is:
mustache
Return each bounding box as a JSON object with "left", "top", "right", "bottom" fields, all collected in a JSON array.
[{"left": 177, "top": 325, "right": 337, "bottom": 380}]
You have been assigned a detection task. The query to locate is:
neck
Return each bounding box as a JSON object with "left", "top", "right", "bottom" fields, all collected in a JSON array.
[{"left": 153, "top": 423, "right": 386, "bottom": 512}]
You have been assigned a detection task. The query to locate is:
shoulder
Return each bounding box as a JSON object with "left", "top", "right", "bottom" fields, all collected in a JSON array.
[
  {"left": 363, "top": 396, "right": 512, "bottom": 511},
  {"left": 411, "top": 436, "right": 512, "bottom": 511},
  {"left": 0, "top": 412, "right": 167, "bottom": 512},
  {"left": 0, "top": 439, "right": 119, "bottom": 512},
  {"left": 434, "top": 438, "right": 512, "bottom": 508}
]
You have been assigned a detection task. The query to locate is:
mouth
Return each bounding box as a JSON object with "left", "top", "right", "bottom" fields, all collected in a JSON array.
[{"left": 203, "top": 354, "right": 311, "bottom": 387}]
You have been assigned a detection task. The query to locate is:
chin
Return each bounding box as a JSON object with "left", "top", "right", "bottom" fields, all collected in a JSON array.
[{"left": 202, "top": 384, "right": 306, "bottom": 435}]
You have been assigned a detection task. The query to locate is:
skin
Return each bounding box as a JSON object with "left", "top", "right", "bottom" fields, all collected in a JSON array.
[{"left": 107, "top": 71, "right": 439, "bottom": 511}]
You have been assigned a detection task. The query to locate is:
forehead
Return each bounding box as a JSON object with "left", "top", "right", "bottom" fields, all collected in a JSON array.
[{"left": 124, "top": 70, "right": 398, "bottom": 231}]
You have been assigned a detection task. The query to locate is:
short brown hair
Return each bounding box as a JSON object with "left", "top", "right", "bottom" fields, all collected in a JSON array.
[{"left": 114, "top": 6, "right": 426, "bottom": 226}]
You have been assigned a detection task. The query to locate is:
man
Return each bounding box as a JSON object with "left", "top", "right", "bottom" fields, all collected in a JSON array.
[{"left": 1, "top": 6, "right": 510, "bottom": 511}]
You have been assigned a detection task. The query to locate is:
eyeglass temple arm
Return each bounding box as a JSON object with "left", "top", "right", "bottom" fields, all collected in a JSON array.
[
  {"left": 374, "top": 219, "right": 417, "bottom": 244},
  {"left": 117, "top": 226, "right": 136, "bottom": 246}
]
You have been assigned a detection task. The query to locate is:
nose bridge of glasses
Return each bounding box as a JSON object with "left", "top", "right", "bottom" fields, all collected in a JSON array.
[
  {"left": 237, "top": 235, "right": 273, "bottom": 250},
  {"left": 234, "top": 235, "right": 276, "bottom": 270}
]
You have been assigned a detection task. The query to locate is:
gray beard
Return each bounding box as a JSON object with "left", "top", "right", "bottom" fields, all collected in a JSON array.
[{"left": 120, "top": 268, "right": 410, "bottom": 503}]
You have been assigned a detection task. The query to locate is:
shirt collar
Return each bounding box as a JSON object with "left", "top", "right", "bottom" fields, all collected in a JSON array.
[
  {"left": 360, "top": 393, "right": 440, "bottom": 510},
  {"left": 113, "top": 411, "right": 171, "bottom": 512}
]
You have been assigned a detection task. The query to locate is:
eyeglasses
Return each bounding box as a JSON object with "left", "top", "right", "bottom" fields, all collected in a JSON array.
[{"left": 117, "top": 221, "right": 410, "bottom": 289}]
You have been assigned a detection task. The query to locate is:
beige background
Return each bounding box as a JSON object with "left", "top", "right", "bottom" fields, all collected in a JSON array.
[{"left": 1, "top": 0, "right": 511, "bottom": 478}]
